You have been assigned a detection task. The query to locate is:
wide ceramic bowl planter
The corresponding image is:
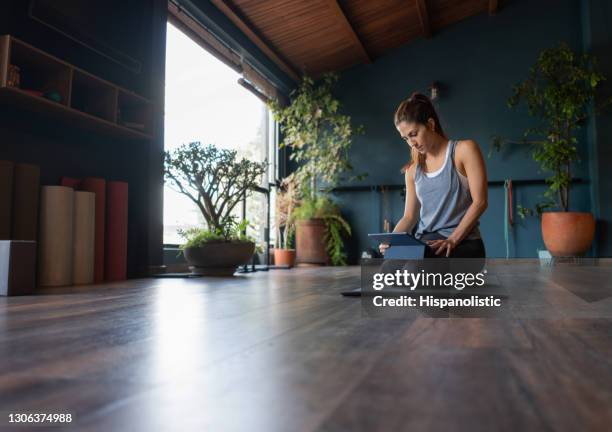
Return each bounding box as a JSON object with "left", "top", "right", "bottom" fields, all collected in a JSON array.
[
  {"left": 541, "top": 212, "right": 595, "bottom": 257},
  {"left": 183, "top": 241, "right": 255, "bottom": 276},
  {"left": 274, "top": 248, "right": 296, "bottom": 267},
  {"left": 296, "top": 218, "right": 328, "bottom": 265}
]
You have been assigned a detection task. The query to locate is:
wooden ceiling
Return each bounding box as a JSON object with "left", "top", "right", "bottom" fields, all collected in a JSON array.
[{"left": 209, "top": 0, "right": 503, "bottom": 80}]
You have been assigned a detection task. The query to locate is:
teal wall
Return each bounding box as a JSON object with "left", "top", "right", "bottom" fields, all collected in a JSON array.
[
  {"left": 582, "top": 0, "right": 612, "bottom": 256},
  {"left": 331, "top": 0, "right": 599, "bottom": 261}
]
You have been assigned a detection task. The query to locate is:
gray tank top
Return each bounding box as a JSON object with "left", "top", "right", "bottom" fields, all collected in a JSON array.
[{"left": 414, "top": 140, "right": 481, "bottom": 240}]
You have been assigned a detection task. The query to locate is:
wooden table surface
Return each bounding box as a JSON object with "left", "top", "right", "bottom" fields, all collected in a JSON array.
[{"left": 1, "top": 260, "right": 612, "bottom": 431}]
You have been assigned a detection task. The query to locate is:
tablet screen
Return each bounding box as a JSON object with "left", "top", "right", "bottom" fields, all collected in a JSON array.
[{"left": 368, "top": 232, "right": 427, "bottom": 246}]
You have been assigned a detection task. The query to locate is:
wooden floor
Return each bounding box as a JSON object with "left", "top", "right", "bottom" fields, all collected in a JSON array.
[{"left": 2, "top": 260, "right": 612, "bottom": 431}]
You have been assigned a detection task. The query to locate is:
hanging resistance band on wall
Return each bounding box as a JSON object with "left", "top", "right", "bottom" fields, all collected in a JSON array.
[
  {"left": 381, "top": 185, "right": 391, "bottom": 232},
  {"left": 503, "top": 179, "right": 514, "bottom": 259}
]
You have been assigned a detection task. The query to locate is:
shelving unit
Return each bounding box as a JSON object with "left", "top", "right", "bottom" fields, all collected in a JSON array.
[{"left": 0, "top": 35, "right": 153, "bottom": 140}]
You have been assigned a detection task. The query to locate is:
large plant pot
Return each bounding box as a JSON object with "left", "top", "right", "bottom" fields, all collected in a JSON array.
[
  {"left": 541, "top": 212, "right": 595, "bottom": 257},
  {"left": 274, "top": 248, "right": 296, "bottom": 267},
  {"left": 183, "top": 241, "right": 255, "bottom": 276},
  {"left": 296, "top": 218, "right": 328, "bottom": 265}
]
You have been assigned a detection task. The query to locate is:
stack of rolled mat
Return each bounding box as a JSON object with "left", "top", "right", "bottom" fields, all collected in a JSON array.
[
  {"left": 38, "top": 186, "right": 74, "bottom": 286},
  {"left": 72, "top": 191, "right": 96, "bottom": 285},
  {"left": 80, "top": 178, "right": 106, "bottom": 283},
  {"left": 0, "top": 162, "right": 40, "bottom": 242},
  {"left": 12, "top": 163, "right": 40, "bottom": 241},
  {"left": 59, "top": 176, "right": 130, "bottom": 283},
  {"left": 0, "top": 161, "right": 14, "bottom": 240},
  {"left": 105, "top": 181, "right": 128, "bottom": 281}
]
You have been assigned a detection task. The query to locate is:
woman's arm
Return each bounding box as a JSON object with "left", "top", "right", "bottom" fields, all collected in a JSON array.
[
  {"left": 429, "top": 140, "right": 487, "bottom": 256},
  {"left": 380, "top": 165, "right": 420, "bottom": 254},
  {"left": 394, "top": 164, "right": 420, "bottom": 233}
]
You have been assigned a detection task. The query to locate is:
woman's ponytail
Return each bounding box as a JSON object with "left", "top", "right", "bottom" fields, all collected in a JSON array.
[{"left": 394, "top": 93, "right": 446, "bottom": 171}]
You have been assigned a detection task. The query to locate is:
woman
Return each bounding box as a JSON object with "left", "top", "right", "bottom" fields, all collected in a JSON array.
[{"left": 379, "top": 93, "right": 488, "bottom": 258}]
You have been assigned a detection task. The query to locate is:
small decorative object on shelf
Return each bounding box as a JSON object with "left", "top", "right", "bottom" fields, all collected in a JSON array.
[
  {"left": 43, "top": 90, "right": 62, "bottom": 104},
  {"left": 7, "top": 64, "right": 20, "bottom": 88}
]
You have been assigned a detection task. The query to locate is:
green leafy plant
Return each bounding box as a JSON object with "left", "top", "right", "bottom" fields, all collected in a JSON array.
[
  {"left": 269, "top": 73, "right": 364, "bottom": 264},
  {"left": 275, "top": 173, "right": 299, "bottom": 249},
  {"left": 293, "top": 196, "right": 351, "bottom": 266},
  {"left": 177, "top": 219, "right": 253, "bottom": 249},
  {"left": 164, "top": 142, "right": 267, "bottom": 243},
  {"left": 269, "top": 73, "right": 366, "bottom": 200},
  {"left": 492, "top": 43, "right": 610, "bottom": 216},
  {"left": 286, "top": 227, "right": 295, "bottom": 249}
]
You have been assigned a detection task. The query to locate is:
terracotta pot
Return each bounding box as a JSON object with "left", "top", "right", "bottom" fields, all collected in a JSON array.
[
  {"left": 296, "top": 218, "right": 328, "bottom": 265},
  {"left": 183, "top": 241, "right": 255, "bottom": 276},
  {"left": 541, "top": 212, "right": 595, "bottom": 257},
  {"left": 274, "top": 248, "right": 296, "bottom": 267}
]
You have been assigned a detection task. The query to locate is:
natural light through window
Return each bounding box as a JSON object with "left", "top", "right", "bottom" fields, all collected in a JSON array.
[{"left": 164, "top": 22, "right": 270, "bottom": 246}]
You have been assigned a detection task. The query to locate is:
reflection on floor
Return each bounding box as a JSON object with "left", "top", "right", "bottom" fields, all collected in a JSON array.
[{"left": 2, "top": 260, "right": 612, "bottom": 431}]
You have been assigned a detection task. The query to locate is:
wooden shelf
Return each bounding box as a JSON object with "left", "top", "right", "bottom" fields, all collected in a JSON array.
[
  {"left": 0, "top": 35, "right": 153, "bottom": 140},
  {"left": 0, "top": 86, "right": 151, "bottom": 140}
]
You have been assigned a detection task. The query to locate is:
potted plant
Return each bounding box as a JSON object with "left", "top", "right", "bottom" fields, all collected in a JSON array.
[
  {"left": 493, "top": 43, "right": 610, "bottom": 256},
  {"left": 293, "top": 195, "right": 352, "bottom": 266},
  {"left": 274, "top": 173, "right": 298, "bottom": 267},
  {"left": 164, "top": 142, "right": 267, "bottom": 275},
  {"left": 269, "top": 73, "right": 365, "bottom": 265}
]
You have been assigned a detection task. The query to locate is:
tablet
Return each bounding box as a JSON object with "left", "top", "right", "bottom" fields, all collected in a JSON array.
[{"left": 368, "top": 232, "right": 427, "bottom": 246}]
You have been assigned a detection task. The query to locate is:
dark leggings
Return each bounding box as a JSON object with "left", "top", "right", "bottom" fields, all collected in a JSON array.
[
  {"left": 418, "top": 232, "right": 486, "bottom": 276},
  {"left": 380, "top": 232, "right": 486, "bottom": 279},
  {"left": 420, "top": 232, "right": 486, "bottom": 259}
]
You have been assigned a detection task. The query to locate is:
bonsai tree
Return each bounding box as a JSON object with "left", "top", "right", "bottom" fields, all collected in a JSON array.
[
  {"left": 493, "top": 42, "right": 609, "bottom": 216},
  {"left": 269, "top": 73, "right": 365, "bottom": 265},
  {"left": 164, "top": 142, "right": 267, "bottom": 244}
]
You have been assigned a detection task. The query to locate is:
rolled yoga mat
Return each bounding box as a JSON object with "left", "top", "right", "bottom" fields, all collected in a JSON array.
[
  {"left": 80, "top": 178, "right": 105, "bottom": 283},
  {"left": 61, "top": 177, "right": 82, "bottom": 189},
  {"left": 12, "top": 163, "right": 40, "bottom": 241},
  {"left": 72, "top": 191, "right": 95, "bottom": 285},
  {"left": 0, "top": 161, "right": 14, "bottom": 240},
  {"left": 105, "top": 181, "right": 128, "bottom": 281},
  {"left": 38, "top": 186, "right": 74, "bottom": 286}
]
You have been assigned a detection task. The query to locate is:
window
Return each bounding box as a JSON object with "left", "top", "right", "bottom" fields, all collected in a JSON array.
[{"left": 164, "top": 22, "right": 275, "bottom": 252}]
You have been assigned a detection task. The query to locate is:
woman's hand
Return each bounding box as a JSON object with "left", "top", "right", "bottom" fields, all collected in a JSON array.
[
  {"left": 426, "top": 238, "right": 458, "bottom": 257},
  {"left": 379, "top": 243, "right": 389, "bottom": 256}
]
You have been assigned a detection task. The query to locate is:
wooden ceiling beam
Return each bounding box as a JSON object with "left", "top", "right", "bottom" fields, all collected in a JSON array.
[
  {"left": 415, "top": 0, "right": 432, "bottom": 39},
  {"left": 489, "top": 0, "right": 499, "bottom": 15},
  {"left": 323, "top": 0, "right": 372, "bottom": 64},
  {"left": 208, "top": 0, "right": 301, "bottom": 82}
]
